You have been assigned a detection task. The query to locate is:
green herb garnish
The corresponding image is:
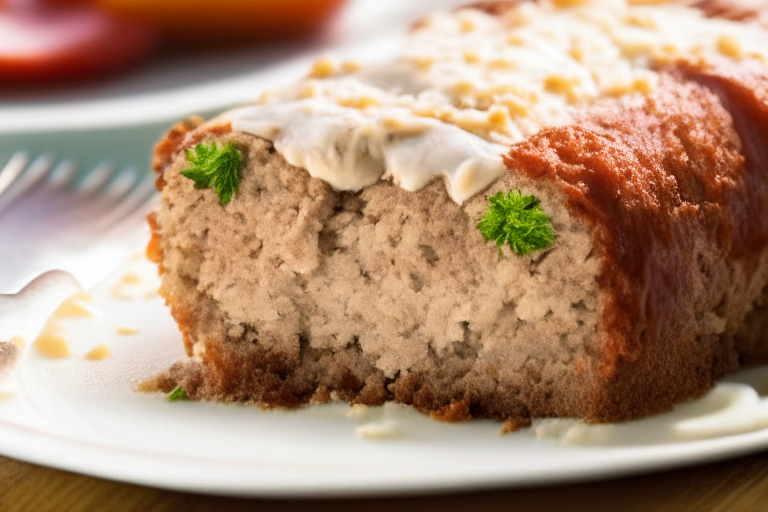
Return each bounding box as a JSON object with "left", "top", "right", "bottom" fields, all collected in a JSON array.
[
  {"left": 167, "top": 386, "right": 189, "bottom": 402},
  {"left": 477, "top": 190, "right": 555, "bottom": 258},
  {"left": 181, "top": 141, "right": 243, "bottom": 206}
]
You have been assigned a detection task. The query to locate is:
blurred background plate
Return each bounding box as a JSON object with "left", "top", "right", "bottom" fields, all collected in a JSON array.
[{"left": 0, "top": 0, "right": 469, "bottom": 134}]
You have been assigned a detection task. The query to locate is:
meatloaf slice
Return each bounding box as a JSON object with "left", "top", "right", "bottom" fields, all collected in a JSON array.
[{"left": 144, "top": 1, "right": 768, "bottom": 424}]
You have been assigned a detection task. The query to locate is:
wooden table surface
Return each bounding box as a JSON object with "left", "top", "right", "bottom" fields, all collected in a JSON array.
[{"left": 2, "top": 450, "right": 768, "bottom": 512}]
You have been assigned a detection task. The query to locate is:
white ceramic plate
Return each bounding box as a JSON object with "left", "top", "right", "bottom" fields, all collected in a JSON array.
[
  {"left": 4, "top": 0, "right": 768, "bottom": 495},
  {"left": 2, "top": 251, "right": 768, "bottom": 498}
]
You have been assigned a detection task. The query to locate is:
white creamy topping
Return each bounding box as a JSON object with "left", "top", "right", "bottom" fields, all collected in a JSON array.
[
  {"left": 228, "top": 101, "right": 507, "bottom": 203},
  {"left": 225, "top": 0, "right": 768, "bottom": 204}
]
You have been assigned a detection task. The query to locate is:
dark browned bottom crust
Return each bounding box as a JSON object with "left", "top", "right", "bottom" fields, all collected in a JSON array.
[
  {"left": 143, "top": 287, "right": 768, "bottom": 425},
  {"left": 143, "top": 316, "right": 572, "bottom": 423}
]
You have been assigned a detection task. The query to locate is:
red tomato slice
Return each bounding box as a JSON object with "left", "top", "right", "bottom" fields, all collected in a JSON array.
[{"left": 0, "top": 5, "right": 157, "bottom": 85}]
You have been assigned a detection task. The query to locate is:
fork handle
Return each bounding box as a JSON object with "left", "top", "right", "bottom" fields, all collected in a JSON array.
[{"left": 0, "top": 270, "right": 82, "bottom": 345}]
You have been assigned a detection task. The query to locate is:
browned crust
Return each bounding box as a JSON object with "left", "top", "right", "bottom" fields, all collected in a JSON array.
[
  {"left": 505, "top": 66, "right": 768, "bottom": 421},
  {"left": 152, "top": 116, "right": 233, "bottom": 191},
  {"left": 429, "top": 399, "right": 472, "bottom": 422},
  {"left": 145, "top": 212, "right": 163, "bottom": 271},
  {"left": 500, "top": 417, "right": 533, "bottom": 434},
  {"left": 152, "top": 116, "right": 204, "bottom": 189}
]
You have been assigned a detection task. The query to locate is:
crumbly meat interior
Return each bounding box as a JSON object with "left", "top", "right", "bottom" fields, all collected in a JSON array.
[{"left": 149, "top": 129, "right": 604, "bottom": 421}]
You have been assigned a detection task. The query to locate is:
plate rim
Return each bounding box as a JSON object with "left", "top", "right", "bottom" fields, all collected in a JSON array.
[{"left": 2, "top": 407, "right": 768, "bottom": 498}]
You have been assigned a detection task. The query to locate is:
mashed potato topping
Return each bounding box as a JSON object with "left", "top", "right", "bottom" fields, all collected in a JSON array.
[{"left": 223, "top": 0, "right": 768, "bottom": 203}]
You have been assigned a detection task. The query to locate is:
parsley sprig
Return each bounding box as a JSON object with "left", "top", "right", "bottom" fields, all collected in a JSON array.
[
  {"left": 167, "top": 386, "right": 189, "bottom": 402},
  {"left": 477, "top": 190, "right": 555, "bottom": 258},
  {"left": 181, "top": 141, "right": 243, "bottom": 206}
]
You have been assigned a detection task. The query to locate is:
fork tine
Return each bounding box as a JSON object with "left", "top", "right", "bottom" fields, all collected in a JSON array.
[
  {"left": 0, "top": 152, "right": 29, "bottom": 197},
  {"left": 0, "top": 154, "right": 56, "bottom": 216},
  {"left": 91, "top": 168, "right": 156, "bottom": 233},
  {"left": 52, "top": 164, "right": 135, "bottom": 225},
  {"left": 99, "top": 181, "right": 159, "bottom": 243},
  {"left": 12, "top": 159, "right": 80, "bottom": 218},
  {"left": 103, "top": 168, "right": 137, "bottom": 199},
  {"left": 46, "top": 159, "right": 78, "bottom": 190},
  {"left": 0, "top": 152, "right": 156, "bottom": 292},
  {"left": 76, "top": 161, "right": 116, "bottom": 197}
]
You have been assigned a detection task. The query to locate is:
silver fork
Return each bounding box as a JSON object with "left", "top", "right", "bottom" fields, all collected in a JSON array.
[{"left": 0, "top": 151, "right": 157, "bottom": 348}]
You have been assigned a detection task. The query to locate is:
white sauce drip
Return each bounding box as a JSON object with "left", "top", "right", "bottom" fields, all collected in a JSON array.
[
  {"left": 535, "top": 376, "right": 768, "bottom": 445},
  {"left": 330, "top": 371, "right": 768, "bottom": 443}
]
